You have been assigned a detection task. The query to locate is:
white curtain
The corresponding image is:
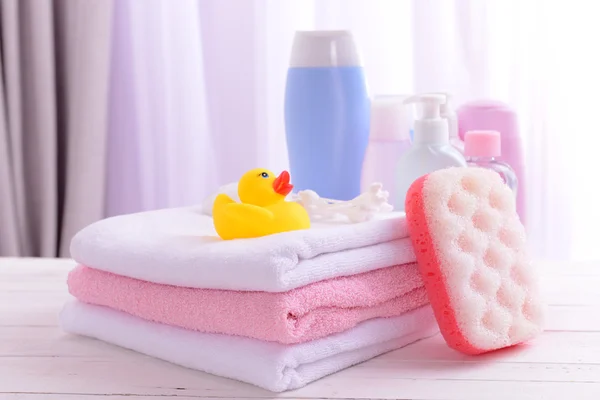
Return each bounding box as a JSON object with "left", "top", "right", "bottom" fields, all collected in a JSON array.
[
  {"left": 106, "top": 0, "right": 215, "bottom": 216},
  {"left": 105, "top": 0, "right": 597, "bottom": 262}
]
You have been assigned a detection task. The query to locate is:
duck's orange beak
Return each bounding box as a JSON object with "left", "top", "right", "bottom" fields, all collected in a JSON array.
[{"left": 273, "top": 170, "right": 293, "bottom": 196}]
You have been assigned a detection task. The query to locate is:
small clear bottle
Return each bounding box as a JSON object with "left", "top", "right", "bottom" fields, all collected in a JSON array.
[{"left": 464, "top": 130, "right": 518, "bottom": 195}]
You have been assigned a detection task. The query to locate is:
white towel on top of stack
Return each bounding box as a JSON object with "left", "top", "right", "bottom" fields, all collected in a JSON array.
[
  {"left": 60, "top": 301, "right": 438, "bottom": 392},
  {"left": 69, "top": 206, "right": 415, "bottom": 292}
]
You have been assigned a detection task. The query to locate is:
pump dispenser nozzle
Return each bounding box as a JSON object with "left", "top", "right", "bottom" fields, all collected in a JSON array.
[
  {"left": 425, "top": 92, "right": 463, "bottom": 152},
  {"left": 429, "top": 92, "right": 459, "bottom": 139},
  {"left": 403, "top": 94, "right": 449, "bottom": 144},
  {"left": 438, "top": 93, "right": 452, "bottom": 118}
]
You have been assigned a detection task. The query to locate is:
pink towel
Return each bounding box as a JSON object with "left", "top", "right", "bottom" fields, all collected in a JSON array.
[{"left": 67, "top": 264, "right": 427, "bottom": 344}]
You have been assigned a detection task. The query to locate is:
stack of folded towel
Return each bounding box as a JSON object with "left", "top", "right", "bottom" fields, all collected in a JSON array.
[{"left": 61, "top": 205, "right": 437, "bottom": 392}]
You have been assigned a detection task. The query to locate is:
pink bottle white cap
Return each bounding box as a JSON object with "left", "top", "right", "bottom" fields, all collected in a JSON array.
[
  {"left": 369, "top": 95, "right": 412, "bottom": 141},
  {"left": 464, "top": 130, "right": 501, "bottom": 157}
]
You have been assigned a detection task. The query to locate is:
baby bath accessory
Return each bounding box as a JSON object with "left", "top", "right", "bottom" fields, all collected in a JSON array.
[
  {"left": 394, "top": 93, "right": 467, "bottom": 212},
  {"left": 60, "top": 301, "right": 438, "bottom": 393},
  {"left": 284, "top": 30, "right": 370, "bottom": 201},
  {"left": 69, "top": 203, "right": 413, "bottom": 292},
  {"left": 294, "top": 182, "right": 394, "bottom": 223},
  {"left": 457, "top": 100, "right": 526, "bottom": 225},
  {"left": 439, "top": 93, "right": 464, "bottom": 153},
  {"left": 203, "top": 181, "right": 395, "bottom": 223},
  {"left": 465, "top": 130, "right": 518, "bottom": 195},
  {"left": 405, "top": 167, "right": 544, "bottom": 355},
  {"left": 212, "top": 168, "right": 310, "bottom": 240},
  {"left": 67, "top": 263, "right": 427, "bottom": 344},
  {"left": 361, "top": 95, "right": 413, "bottom": 206}
]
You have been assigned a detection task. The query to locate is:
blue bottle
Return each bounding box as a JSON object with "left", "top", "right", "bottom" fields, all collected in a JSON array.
[{"left": 284, "top": 31, "right": 370, "bottom": 201}]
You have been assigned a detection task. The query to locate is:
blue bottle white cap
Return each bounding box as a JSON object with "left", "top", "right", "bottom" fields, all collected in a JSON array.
[{"left": 289, "top": 30, "right": 361, "bottom": 68}]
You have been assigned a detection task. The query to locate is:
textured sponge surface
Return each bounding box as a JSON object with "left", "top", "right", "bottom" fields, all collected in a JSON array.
[{"left": 405, "top": 167, "right": 544, "bottom": 355}]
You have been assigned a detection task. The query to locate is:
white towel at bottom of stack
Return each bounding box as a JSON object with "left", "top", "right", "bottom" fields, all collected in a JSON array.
[{"left": 60, "top": 301, "right": 438, "bottom": 392}]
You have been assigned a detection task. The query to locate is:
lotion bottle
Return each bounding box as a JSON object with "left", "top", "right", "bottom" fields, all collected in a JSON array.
[
  {"left": 394, "top": 94, "right": 467, "bottom": 211},
  {"left": 284, "top": 30, "right": 370, "bottom": 201},
  {"left": 361, "top": 95, "right": 413, "bottom": 205},
  {"left": 428, "top": 92, "right": 464, "bottom": 153},
  {"left": 440, "top": 94, "right": 464, "bottom": 153}
]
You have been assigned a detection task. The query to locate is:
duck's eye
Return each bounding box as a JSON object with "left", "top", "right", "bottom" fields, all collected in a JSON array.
[{"left": 260, "top": 172, "right": 269, "bottom": 178}]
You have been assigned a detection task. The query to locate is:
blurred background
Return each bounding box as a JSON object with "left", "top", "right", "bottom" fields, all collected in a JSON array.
[{"left": 0, "top": 0, "right": 595, "bottom": 261}]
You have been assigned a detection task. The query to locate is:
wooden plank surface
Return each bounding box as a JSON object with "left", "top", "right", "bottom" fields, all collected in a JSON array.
[{"left": 1, "top": 257, "right": 600, "bottom": 399}]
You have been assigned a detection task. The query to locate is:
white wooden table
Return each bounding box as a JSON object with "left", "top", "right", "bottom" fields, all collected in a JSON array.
[{"left": 1, "top": 257, "right": 600, "bottom": 399}]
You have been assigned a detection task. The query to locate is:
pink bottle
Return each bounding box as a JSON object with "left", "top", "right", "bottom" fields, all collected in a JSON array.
[
  {"left": 361, "top": 95, "right": 413, "bottom": 206},
  {"left": 456, "top": 100, "right": 526, "bottom": 225},
  {"left": 464, "top": 130, "right": 518, "bottom": 194}
]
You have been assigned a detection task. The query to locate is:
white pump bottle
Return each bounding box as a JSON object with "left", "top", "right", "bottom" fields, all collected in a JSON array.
[
  {"left": 426, "top": 92, "right": 464, "bottom": 153},
  {"left": 394, "top": 94, "right": 467, "bottom": 211},
  {"left": 438, "top": 93, "right": 464, "bottom": 153}
]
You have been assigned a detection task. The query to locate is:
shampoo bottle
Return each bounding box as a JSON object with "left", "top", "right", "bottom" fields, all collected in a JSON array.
[
  {"left": 361, "top": 95, "right": 413, "bottom": 205},
  {"left": 394, "top": 94, "right": 467, "bottom": 211},
  {"left": 284, "top": 30, "right": 370, "bottom": 201}
]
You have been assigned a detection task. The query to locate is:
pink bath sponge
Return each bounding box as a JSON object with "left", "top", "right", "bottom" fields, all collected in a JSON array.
[{"left": 405, "top": 167, "right": 544, "bottom": 355}]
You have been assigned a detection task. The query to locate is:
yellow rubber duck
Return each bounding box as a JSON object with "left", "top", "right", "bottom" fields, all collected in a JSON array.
[{"left": 213, "top": 168, "right": 311, "bottom": 240}]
